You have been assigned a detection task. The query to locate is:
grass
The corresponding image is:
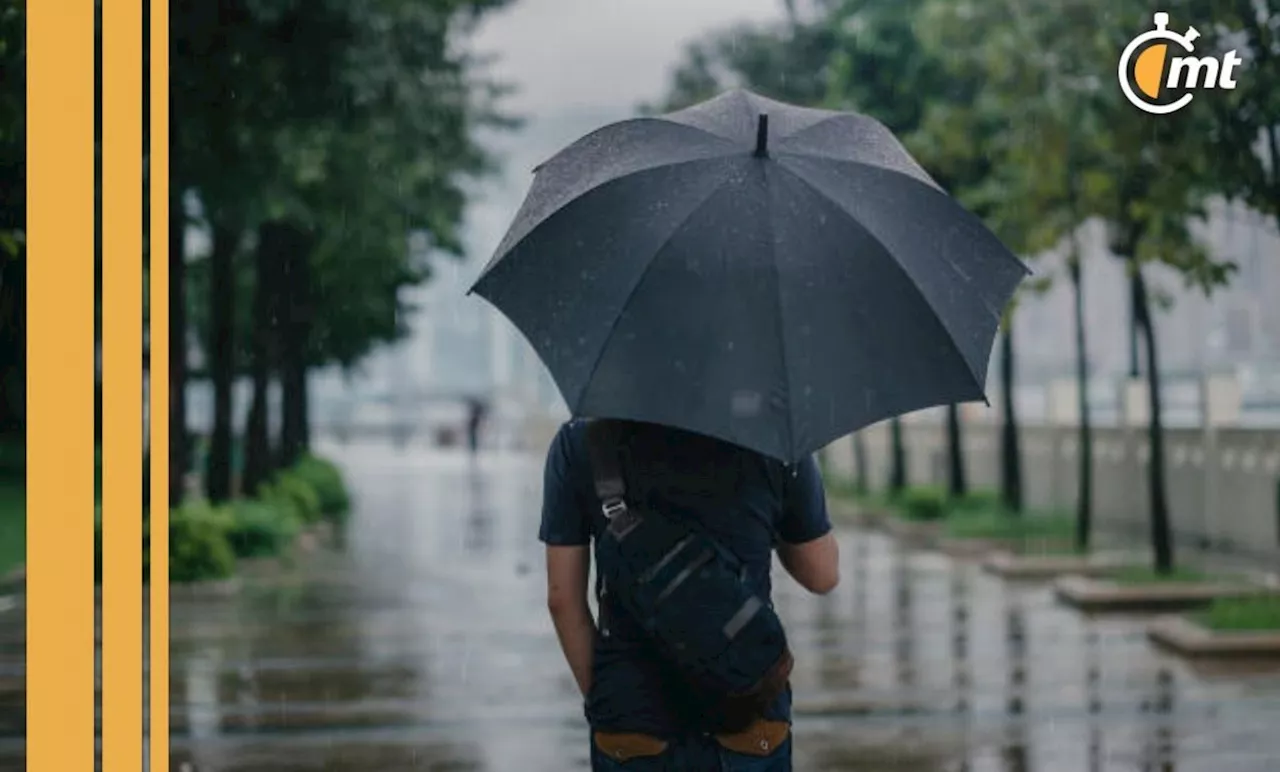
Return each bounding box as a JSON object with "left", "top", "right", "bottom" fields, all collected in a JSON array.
[
  {"left": 1196, "top": 595, "right": 1280, "bottom": 632},
  {"left": 942, "top": 509, "right": 1075, "bottom": 541},
  {"left": 0, "top": 482, "right": 24, "bottom": 577},
  {"left": 1109, "top": 566, "right": 1209, "bottom": 585}
]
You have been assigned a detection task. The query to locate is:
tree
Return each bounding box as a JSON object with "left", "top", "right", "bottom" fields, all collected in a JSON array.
[
  {"left": 1055, "top": 2, "right": 1234, "bottom": 572},
  {"left": 927, "top": 0, "right": 1112, "bottom": 537},
  {"left": 1192, "top": 0, "right": 1280, "bottom": 238},
  {"left": 175, "top": 0, "right": 516, "bottom": 496},
  {"left": 911, "top": 0, "right": 1052, "bottom": 513},
  {"left": 0, "top": 2, "right": 24, "bottom": 466}
]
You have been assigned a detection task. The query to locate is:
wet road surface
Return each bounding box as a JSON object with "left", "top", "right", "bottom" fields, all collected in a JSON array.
[{"left": 3, "top": 440, "right": 1280, "bottom": 770}]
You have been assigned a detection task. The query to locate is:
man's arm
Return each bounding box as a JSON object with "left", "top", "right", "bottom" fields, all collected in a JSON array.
[
  {"left": 775, "top": 455, "right": 840, "bottom": 595},
  {"left": 778, "top": 532, "right": 839, "bottom": 595},
  {"left": 546, "top": 545, "right": 596, "bottom": 696}
]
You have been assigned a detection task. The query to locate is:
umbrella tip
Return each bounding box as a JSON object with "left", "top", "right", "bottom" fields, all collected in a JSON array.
[{"left": 754, "top": 113, "right": 769, "bottom": 158}]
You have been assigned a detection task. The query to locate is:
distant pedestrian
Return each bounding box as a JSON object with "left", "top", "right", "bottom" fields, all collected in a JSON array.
[{"left": 465, "top": 397, "right": 487, "bottom": 456}]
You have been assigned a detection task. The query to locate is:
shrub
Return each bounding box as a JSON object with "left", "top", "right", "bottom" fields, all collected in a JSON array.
[
  {"left": 899, "top": 486, "right": 946, "bottom": 521},
  {"left": 169, "top": 500, "right": 235, "bottom": 583},
  {"left": 226, "top": 499, "right": 299, "bottom": 558},
  {"left": 290, "top": 455, "right": 351, "bottom": 520},
  {"left": 261, "top": 471, "right": 323, "bottom": 525}
]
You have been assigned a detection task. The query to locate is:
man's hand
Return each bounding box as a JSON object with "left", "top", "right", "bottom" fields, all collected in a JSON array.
[{"left": 545, "top": 545, "right": 596, "bottom": 697}]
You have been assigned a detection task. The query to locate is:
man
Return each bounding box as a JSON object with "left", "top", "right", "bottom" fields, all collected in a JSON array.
[
  {"left": 465, "top": 397, "right": 487, "bottom": 456},
  {"left": 541, "top": 418, "right": 839, "bottom": 770}
]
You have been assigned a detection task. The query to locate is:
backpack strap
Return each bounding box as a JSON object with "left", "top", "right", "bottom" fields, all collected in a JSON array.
[
  {"left": 585, "top": 419, "right": 627, "bottom": 516},
  {"left": 585, "top": 419, "right": 642, "bottom": 538}
]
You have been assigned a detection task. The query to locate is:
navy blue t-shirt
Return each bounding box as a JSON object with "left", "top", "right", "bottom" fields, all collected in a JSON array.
[{"left": 539, "top": 418, "right": 832, "bottom": 737}]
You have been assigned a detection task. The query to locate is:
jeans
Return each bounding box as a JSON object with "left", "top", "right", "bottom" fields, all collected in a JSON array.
[{"left": 590, "top": 732, "right": 792, "bottom": 772}]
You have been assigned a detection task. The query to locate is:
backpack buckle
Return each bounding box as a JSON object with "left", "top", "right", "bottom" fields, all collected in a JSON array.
[{"left": 602, "top": 498, "right": 628, "bottom": 520}]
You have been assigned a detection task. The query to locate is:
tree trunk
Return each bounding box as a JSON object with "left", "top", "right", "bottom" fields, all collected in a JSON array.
[
  {"left": 999, "top": 326, "right": 1023, "bottom": 514},
  {"left": 1127, "top": 280, "right": 1141, "bottom": 378},
  {"left": 1133, "top": 265, "right": 1174, "bottom": 574},
  {"left": 888, "top": 417, "right": 907, "bottom": 494},
  {"left": 0, "top": 252, "right": 26, "bottom": 480},
  {"left": 168, "top": 188, "right": 187, "bottom": 507},
  {"left": 241, "top": 222, "right": 280, "bottom": 495},
  {"left": 852, "top": 431, "right": 868, "bottom": 495},
  {"left": 945, "top": 403, "right": 967, "bottom": 499},
  {"left": 278, "top": 224, "right": 313, "bottom": 467},
  {"left": 1070, "top": 258, "right": 1094, "bottom": 551},
  {"left": 205, "top": 224, "right": 237, "bottom": 504}
]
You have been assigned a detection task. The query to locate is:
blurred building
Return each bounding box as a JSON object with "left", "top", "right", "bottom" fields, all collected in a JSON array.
[{"left": 1014, "top": 199, "right": 1280, "bottom": 388}]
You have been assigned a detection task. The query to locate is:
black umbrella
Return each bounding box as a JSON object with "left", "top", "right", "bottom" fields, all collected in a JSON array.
[{"left": 469, "top": 89, "right": 1028, "bottom": 463}]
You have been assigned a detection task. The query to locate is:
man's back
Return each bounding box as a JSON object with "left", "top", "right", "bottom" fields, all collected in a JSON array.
[{"left": 540, "top": 418, "right": 835, "bottom": 742}]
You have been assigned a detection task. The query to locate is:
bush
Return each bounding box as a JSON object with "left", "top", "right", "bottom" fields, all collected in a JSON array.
[
  {"left": 290, "top": 455, "right": 351, "bottom": 520},
  {"left": 261, "top": 470, "right": 323, "bottom": 525},
  {"left": 226, "top": 499, "right": 299, "bottom": 558},
  {"left": 169, "top": 500, "right": 236, "bottom": 583},
  {"left": 899, "top": 486, "right": 946, "bottom": 521}
]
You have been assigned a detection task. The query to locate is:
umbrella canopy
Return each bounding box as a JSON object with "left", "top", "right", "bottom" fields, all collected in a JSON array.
[{"left": 470, "top": 89, "right": 1028, "bottom": 463}]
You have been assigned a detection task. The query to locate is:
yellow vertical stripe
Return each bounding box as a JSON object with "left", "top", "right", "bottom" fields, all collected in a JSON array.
[
  {"left": 102, "top": 0, "right": 145, "bottom": 769},
  {"left": 25, "top": 1, "right": 97, "bottom": 769},
  {"left": 148, "top": 0, "right": 172, "bottom": 767}
]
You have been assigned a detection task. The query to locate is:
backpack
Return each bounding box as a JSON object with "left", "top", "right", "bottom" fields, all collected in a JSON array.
[{"left": 584, "top": 419, "right": 794, "bottom": 732}]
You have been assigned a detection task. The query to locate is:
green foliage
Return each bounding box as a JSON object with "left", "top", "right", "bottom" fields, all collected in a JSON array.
[
  {"left": 1199, "top": 595, "right": 1280, "bottom": 632},
  {"left": 0, "top": 482, "right": 20, "bottom": 576},
  {"left": 260, "top": 470, "right": 323, "bottom": 525},
  {"left": 943, "top": 511, "right": 1075, "bottom": 541},
  {"left": 225, "top": 499, "right": 299, "bottom": 559},
  {"left": 951, "top": 488, "right": 1004, "bottom": 515},
  {"left": 168, "top": 501, "right": 236, "bottom": 584},
  {"left": 898, "top": 486, "right": 947, "bottom": 521},
  {"left": 290, "top": 454, "right": 351, "bottom": 520},
  {"left": 176, "top": 0, "right": 519, "bottom": 376}
]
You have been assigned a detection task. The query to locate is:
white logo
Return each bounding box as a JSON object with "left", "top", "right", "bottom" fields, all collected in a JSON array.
[{"left": 1117, "top": 12, "right": 1243, "bottom": 114}]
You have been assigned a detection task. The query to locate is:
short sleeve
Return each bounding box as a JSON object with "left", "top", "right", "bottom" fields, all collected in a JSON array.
[
  {"left": 538, "top": 423, "right": 592, "bottom": 546},
  {"left": 776, "top": 454, "right": 832, "bottom": 545}
]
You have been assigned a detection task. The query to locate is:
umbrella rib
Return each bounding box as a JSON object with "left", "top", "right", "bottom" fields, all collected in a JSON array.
[
  {"left": 763, "top": 173, "right": 796, "bottom": 460},
  {"left": 779, "top": 153, "right": 1025, "bottom": 278},
  {"left": 571, "top": 172, "right": 735, "bottom": 413},
  {"left": 771, "top": 161, "right": 989, "bottom": 397}
]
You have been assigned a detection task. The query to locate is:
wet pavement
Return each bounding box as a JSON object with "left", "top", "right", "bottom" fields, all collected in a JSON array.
[{"left": 4, "top": 440, "right": 1280, "bottom": 770}]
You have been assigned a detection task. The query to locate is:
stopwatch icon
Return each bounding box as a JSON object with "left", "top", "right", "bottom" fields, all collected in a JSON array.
[{"left": 1117, "top": 12, "right": 1200, "bottom": 114}]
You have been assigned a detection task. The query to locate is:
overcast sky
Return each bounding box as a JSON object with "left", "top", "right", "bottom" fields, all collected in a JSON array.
[
  {"left": 335, "top": 0, "right": 787, "bottom": 401},
  {"left": 463, "top": 0, "right": 786, "bottom": 256},
  {"left": 472, "top": 0, "right": 783, "bottom": 115}
]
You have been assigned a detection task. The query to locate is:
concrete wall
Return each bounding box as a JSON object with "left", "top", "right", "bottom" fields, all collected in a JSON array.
[{"left": 822, "top": 377, "right": 1280, "bottom": 563}]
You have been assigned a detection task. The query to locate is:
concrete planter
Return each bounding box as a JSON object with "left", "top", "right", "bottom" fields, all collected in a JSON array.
[
  {"left": 1148, "top": 615, "right": 1280, "bottom": 658},
  {"left": 1054, "top": 575, "right": 1264, "bottom": 613},
  {"left": 936, "top": 538, "right": 1006, "bottom": 559},
  {"left": 983, "top": 552, "right": 1134, "bottom": 580}
]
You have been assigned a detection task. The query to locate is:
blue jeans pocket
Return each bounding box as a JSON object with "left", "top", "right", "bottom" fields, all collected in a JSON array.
[
  {"left": 717, "top": 736, "right": 792, "bottom": 772},
  {"left": 591, "top": 732, "right": 670, "bottom": 772}
]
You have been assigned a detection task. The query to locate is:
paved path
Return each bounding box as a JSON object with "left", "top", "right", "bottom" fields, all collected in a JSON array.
[{"left": 3, "top": 439, "right": 1280, "bottom": 770}]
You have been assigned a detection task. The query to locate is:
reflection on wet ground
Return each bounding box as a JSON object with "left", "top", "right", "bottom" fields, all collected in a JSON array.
[{"left": 3, "top": 440, "right": 1280, "bottom": 770}]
